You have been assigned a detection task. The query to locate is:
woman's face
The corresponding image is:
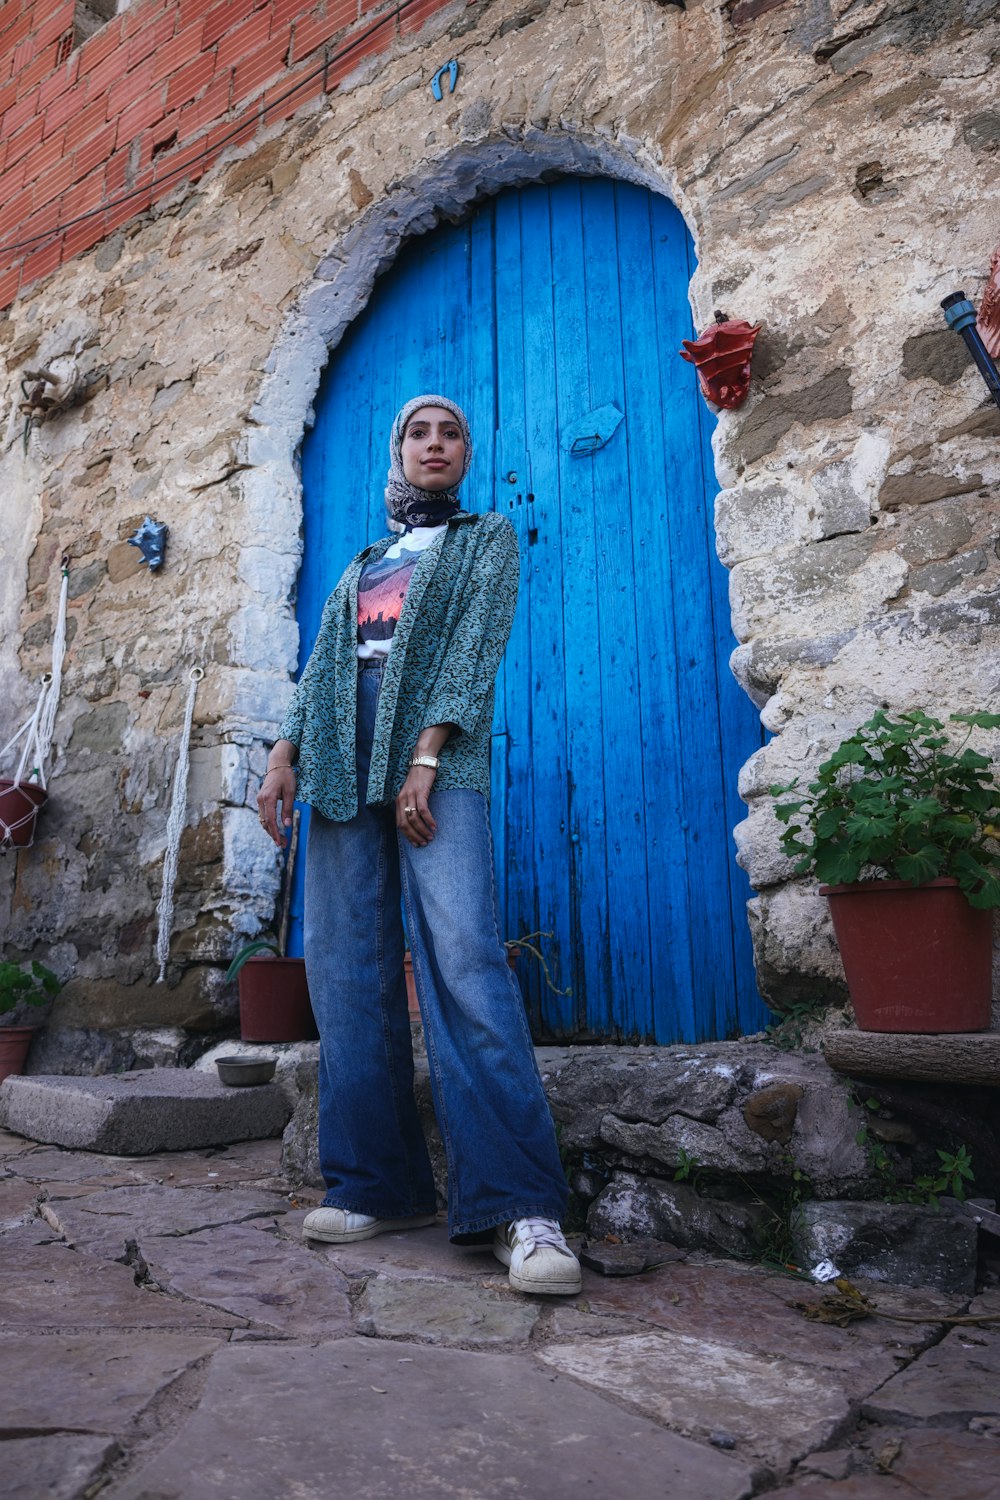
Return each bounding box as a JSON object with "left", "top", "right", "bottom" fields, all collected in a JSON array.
[{"left": 400, "top": 406, "right": 466, "bottom": 492}]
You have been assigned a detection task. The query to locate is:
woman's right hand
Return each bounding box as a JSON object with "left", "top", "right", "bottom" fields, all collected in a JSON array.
[{"left": 257, "top": 764, "right": 297, "bottom": 849}]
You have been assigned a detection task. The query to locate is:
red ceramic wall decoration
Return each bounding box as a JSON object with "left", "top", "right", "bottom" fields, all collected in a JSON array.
[
  {"left": 977, "top": 245, "right": 1000, "bottom": 360},
  {"left": 679, "top": 312, "right": 762, "bottom": 410}
]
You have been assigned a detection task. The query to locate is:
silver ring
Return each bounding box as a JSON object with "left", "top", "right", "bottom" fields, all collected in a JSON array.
[{"left": 404, "top": 806, "right": 416, "bottom": 815}]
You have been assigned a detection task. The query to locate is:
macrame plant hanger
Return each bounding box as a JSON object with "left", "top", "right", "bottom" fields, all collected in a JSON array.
[
  {"left": 155, "top": 665, "right": 203, "bottom": 983},
  {"left": 0, "top": 556, "right": 69, "bottom": 849}
]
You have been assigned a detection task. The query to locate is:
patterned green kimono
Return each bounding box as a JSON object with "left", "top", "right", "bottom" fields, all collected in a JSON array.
[{"left": 277, "top": 510, "right": 519, "bottom": 821}]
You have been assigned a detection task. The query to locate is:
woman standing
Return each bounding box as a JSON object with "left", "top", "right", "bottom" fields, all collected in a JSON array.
[{"left": 258, "top": 395, "right": 581, "bottom": 1296}]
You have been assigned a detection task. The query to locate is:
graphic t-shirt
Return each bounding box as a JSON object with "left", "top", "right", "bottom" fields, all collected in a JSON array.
[{"left": 357, "top": 524, "right": 446, "bottom": 658}]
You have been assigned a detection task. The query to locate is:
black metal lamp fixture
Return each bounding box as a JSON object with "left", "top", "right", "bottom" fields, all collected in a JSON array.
[{"left": 940, "top": 292, "right": 1000, "bottom": 411}]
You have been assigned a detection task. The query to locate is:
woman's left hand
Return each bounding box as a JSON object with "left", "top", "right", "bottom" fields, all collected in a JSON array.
[{"left": 396, "top": 766, "right": 438, "bottom": 848}]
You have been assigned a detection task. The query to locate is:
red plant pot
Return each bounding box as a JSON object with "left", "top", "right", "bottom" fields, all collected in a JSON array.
[
  {"left": 822, "top": 877, "right": 993, "bottom": 1033},
  {"left": 238, "top": 957, "right": 318, "bottom": 1043},
  {"left": 0, "top": 780, "right": 48, "bottom": 849},
  {"left": 0, "top": 1026, "right": 38, "bottom": 1084}
]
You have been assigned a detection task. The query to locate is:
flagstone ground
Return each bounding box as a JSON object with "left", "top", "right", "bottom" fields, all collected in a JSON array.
[{"left": 3, "top": 1126, "right": 999, "bottom": 1499}]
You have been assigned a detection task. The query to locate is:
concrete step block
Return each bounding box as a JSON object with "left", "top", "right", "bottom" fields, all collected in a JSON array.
[{"left": 0, "top": 1069, "right": 291, "bottom": 1155}]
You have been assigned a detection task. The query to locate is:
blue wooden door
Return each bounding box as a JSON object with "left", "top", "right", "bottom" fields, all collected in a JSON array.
[{"left": 291, "top": 177, "right": 767, "bottom": 1042}]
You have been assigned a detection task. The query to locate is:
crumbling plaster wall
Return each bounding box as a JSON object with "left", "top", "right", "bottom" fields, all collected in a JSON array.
[{"left": 1, "top": 0, "right": 999, "bottom": 1051}]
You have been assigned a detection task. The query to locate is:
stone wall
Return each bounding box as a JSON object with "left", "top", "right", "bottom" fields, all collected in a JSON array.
[{"left": 1, "top": 0, "right": 999, "bottom": 1055}]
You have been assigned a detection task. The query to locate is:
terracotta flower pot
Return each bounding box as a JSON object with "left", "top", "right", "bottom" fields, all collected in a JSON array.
[
  {"left": 238, "top": 956, "right": 318, "bottom": 1043},
  {"left": 822, "top": 877, "right": 993, "bottom": 1033},
  {"left": 0, "top": 780, "right": 47, "bottom": 850},
  {"left": 0, "top": 1026, "right": 38, "bottom": 1083},
  {"left": 403, "top": 947, "right": 519, "bottom": 1017}
]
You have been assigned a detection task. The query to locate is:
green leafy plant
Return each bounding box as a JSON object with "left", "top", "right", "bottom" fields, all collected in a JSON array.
[
  {"left": 673, "top": 1147, "right": 701, "bottom": 1184},
  {"left": 895, "top": 1146, "right": 975, "bottom": 1209},
  {"left": 852, "top": 1104, "right": 897, "bottom": 1192},
  {"left": 763, "top": 998, "right": 828, "bottom": 1052},
  {"left": 771, "top": 710, "right": 1000, "bottom": 907},
  {"left": 224, "top": 938, "right": 280, "bottom": 985},
  {"left": 851, "top": 1093, "right": 976, "bottom": 1209},
  {"left": 0, "top": 960, "right": 60, "bottom": 1019},
  {"left": 731, "top": 1161, "right": 814, "bottom": 1276}
]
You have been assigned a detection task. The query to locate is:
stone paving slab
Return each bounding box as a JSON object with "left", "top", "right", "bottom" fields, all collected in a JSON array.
[
  {"left": 6, "top": 1138, "right": 290, "bottom": 1193},
  {"left": 0, "top": 1233, "right": 246, "bottom": 1331},
  {"left": 868, "top": 1428, "right": 1000, "bottom": 1499},
  {"left": 356, "top": 1271, "right": 540, "bottom": 1346},
  {"left": 769, "top": 1435, "right": 1000, "bottom": 1500},
  {"left": 863, "top": 1324, "right": 1000, "bottom": 1427},
  {"left": 5, "top": 1144, "right": 148, "bottom": 1187},
  {"left": 545, "top": 1304, "right": 649, "bottom": 1341},
  {"left": 112, "top": 1338, "right": 756, "bottom": 1500},
  {"left": 795, "top": 1447, "right": 854, "bottom": 1480},
  {"left": 580, "top": 1237, "right": 686, "bottom": 1275},
  {"left": 43, "top": 1184, "right": 290, "bottom": 1257},
  {"left": 767, "top": 1480, "right": 910, "bottom": 1497},
  {"left": 579, "top": 1260, "right": 957, "bottom": 1398},
  {"left": 285, "top": 1216, "right": 503, "bottom": 1281},
  {"left": 0, "top": 1126, "right": 34, "bottom": 1154},
  {"left": 0, "top": 1332, "right": 221, "bottom": 1434},
  {"left": 141, "top": 1222, "right": 353, "bottom": 1336},
  {"left": 0, "top": 1174, "right": 42, "bottom": 1230},
  {"left": 3, "top": 1114, "right": 999, "bottom": 1497},
  {"left": 538, "top": 1330, "right": 853, "bottom": 1473},
  {"left": 0, "top": 1070, "right": 291, "bottom": 1154},
  {"left": 125, "top": 1137, "right": 296, "bottom": 1189},
  {"left": 5, "top": 1435, "right": 120, "bottom": 1500}
]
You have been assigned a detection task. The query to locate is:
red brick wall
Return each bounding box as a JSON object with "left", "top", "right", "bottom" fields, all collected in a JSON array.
[{"left": 0, "top": 0, "right": 458, "bottom": 309}]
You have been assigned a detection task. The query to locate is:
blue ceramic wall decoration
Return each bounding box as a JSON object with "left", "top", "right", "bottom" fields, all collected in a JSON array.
[
  {"left": 127, "top": 516, "right": 168, "bottom": 571},
  {"left": 431, "top": 60, "right": 459, "bottom": 101}
]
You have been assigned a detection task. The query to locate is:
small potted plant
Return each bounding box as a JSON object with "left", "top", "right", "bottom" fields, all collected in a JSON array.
[
  {"left": 0, "top": 959, "right": 60, "bottom": 1082},
  {"left": 225, "top": 938, "right": 318, "bottom": 1044},
  {"left": 771, "top": 709, "right": 1000, "bottom": 1033},
  {"left": 226, "top": 806, "right": 317, "bottom": 1043}
]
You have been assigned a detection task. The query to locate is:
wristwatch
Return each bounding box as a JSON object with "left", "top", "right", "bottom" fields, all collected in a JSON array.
[{"left": 409, "top": 754, "right": 441, "bottom": 770}]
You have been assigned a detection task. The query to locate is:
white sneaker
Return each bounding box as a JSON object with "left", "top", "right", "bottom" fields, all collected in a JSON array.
[
  {"left": 493, "top": 1217, "right": 582, "bottom": 1296},
  {"left": 302, "top": 1207, "right": 436, "bottom": 1244}
]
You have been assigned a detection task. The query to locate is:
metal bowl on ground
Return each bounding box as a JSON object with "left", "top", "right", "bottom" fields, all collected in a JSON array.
[{"left": 215, "top": 1055, "right": 278, "bottom": 1087}]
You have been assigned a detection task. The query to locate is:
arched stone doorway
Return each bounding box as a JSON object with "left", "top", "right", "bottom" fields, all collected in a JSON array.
[{"left": 278, "top": 171, "right": 766, "bottom": 1043}]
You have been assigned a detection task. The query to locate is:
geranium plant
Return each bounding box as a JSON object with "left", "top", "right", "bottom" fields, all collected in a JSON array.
[
  {"left": 0, "top": 959, "right": 60, "bottom": 1023},
  {"left": 771, "top": 710, "right": 1000, "bottom": 909}
]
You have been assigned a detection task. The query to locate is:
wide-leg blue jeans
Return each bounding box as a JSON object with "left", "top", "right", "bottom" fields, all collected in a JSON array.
[{"left": 303, "top": 657, "right": 568, "bottom": 1242}]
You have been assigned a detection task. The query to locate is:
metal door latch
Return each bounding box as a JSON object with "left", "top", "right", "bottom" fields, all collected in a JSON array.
[{"left": 563, "top": 403, "right": 624, "bottom": 456}]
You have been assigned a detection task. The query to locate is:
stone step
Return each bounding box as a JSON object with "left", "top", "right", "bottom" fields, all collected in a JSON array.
[{"left": 0, "top": 1069, "right": 291, "bottom": 1155}]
